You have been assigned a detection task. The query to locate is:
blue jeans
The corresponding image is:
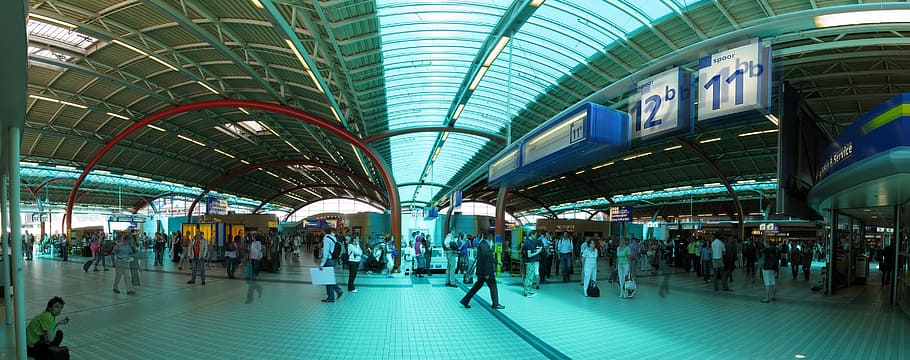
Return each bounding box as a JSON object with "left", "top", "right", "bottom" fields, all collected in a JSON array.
[
  {"left": 191, "top": 258, "right": 206, "bottom": 282},
  {"left": 324, "top": 259, "right": 343, "bottom": 300},
  {"left": 560, "top": 253, "right": 572, "bottom": 282}
]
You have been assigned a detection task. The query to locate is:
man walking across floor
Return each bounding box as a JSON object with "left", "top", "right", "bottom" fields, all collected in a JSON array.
[
  {"left": 459, "top": 235, "right": 505, "bottom": 310},
  {"left": 318, "top": 228, "right": 344, "bottom": 303},
  {"left": 711, "top": 232, "right": 730, "bottom": 291},
  {"left": 557, "top": 232, "right": 573, "bottom": 282}
]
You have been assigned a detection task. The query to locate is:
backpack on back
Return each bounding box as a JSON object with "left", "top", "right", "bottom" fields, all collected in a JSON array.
[{"left": 328, "top": 235, "right": 342, "bottom": 260}]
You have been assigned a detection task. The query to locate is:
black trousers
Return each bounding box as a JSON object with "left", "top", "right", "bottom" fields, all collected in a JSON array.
[
  {"left": 26, "top": 330, "right": 63, "bottom": 359},
  {"left": 461, "top": 275, "right": 500, "bottom": 306},
  {"left": 347, "top": 261, "right": 359, "bottom": 291},
  {"left": 540, "top": 254, "right": 553, "bottom": 279}
]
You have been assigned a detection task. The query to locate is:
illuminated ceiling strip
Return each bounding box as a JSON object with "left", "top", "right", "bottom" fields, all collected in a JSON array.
[
  {"left": 265, "top": 171, "right": 280, "bottom": 178},
  {"left": 468, "top": 66, "right": 488, "bottom": 91},
  {"left": 106, "top": 112, "right": 129, "bottom": 120},
  {"left": 93, "top": 169, "right": 111, "bottom": 174},
  {"left": 814, "top": 10, "right": 910, "bottom": 28},
  {"left": 622, "top": 152, "right": 652, "bottom": 161},
  {"left": 29, "top": 94, "right": 59, "bottom": 103},
  {"left": 664, "top": 145, "right": 682, "bottom": 151},
  {"left": 284, "top": 140, "right": 301, "bottom": 153},
  {"left": 176, "top": 134, "right": 206, "bottom": 147},
  {"left": 258, "top": 121, "right": 280, "bottom": 137},
  {"left": 330, "top": 107, "right": 342, "bottom": 123},
  {"left": 240, "top": 159, "right": 250, "bottom": 165},
  {"left": 441, "top": 132, "right": 449, "bottom": 142},
  {"left": 529, "top": 0, "right": 545, "bottom": 6},
  {"left": 59, "top": 101, "right": 87, "bottom": 109},
  {"left": 55, "top": 165, "right": 77, "bottom": 170},
  {"left": 238, "top": 107, "right": 250, "bottom": 115},
  {"left": 111, "top": 39, "right": 178, "bottom": 71},
  {"left": 699, "top": 137, "right": 721, "bottom": 144},
  {"left": 147, "top": 124, "right": 166, "bottom": 132},
  {"left": 452, "top": 104, "right": 466, "bottom": 120},
  {"left": 591, "top": 161, "right": 614, "bottom": 170},
  {"left": 738, "top": 129, "right": 777, "bottom": 136},
  {"left": 282, "top": 178, "right": 295, "bottom": 184},
  {"left": 250, "top": 0, "right": 265, "bottom": 9},
  {"left": 575, "top": 170, "right": 585, "bottom": 175},
  {"left": 30, "top": 14, "right": 76, "bottom": 29},
  {"left": 540, "top": 179, "right": 555, "bottom": 186},
  {"left": 196, "top": 81, "right": 220, "bottom": 95},
  {"left": 483, "top": 36, "right": 510, "bottom": 67},
  {"left": 283, "top": 39, "right": 325, "bottom": 94},
  {"left": 213, "top": 148, "right": 236, "bottom": 159}
]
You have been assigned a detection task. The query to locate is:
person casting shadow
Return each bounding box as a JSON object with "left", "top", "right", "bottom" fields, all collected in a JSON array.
[{"left": 459, "top": 236, "right": 505, "bottom": 310}]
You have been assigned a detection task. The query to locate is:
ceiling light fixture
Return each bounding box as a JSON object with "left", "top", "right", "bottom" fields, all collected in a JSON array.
[
  {"left": 196, "top": 81, "right": 220, "bottom": 95},
  {"left": 284, "top": 140, "right": 301, "bottom": 153},
  {"left": 240, "top": 159, "right": 250, "bottom": 165},
  {"left": 452, "top": 104, "right": 466, "bottom": 120},
  {"left": 330, "top": 107, "right": 342, "bottom": 123},
  {"left": 468, "top": 66, "right": 488, "bottom": 91},
  {"left": 483, "top": 36, "right": 511, "bottom": 67},
  {"left": 257, "top": 121, "right": 280, "bottom": 137},
  {"left": 441, "top": 132, "right": 450, "bottom": 141},
  {"left": 250, "top": 0, "right": 265, "bottom": 9},
  {"left": 622, "top": 152, "right": 652, "bottom": 161},
  {"left": 111, "top": 39, "right": 178, "bottom": 71},
  {"left": 699, "top": 137, "right": 721, "bottom": 144},
  {"left": 238, "top": 107, "right": 250, "bottom": 115},
  {"left": 529, "top": 0, "right": 545, "bottom": 7},
  {"left": 765, "top": 114, "right": 780, "bottom": 126},
  {"left": 213, "top": 149, "right": 236, "bottom": 159},
  {"left": 59, "top": 100, "right": 87, "bottom": 109},
  {"left": 177, "top": 134, "right": 206, "bottom": 147},
  {"left": 739, "top": 129, "right": 777, "bottom": 137},
  {"left": 29, "top": 94, "right": 59, "bottom": 103},
  {"left": 814, "top": 10, "right": 910, "bottom": 28},
  {"left": 664, "top": 145, "right": 682, "bottom": 151},
  {"left": 591, "top": 161, "right": 614, "bottom": 170},
  {"left": 147, "top": 124, "right": 166, "bottom": 132},
  {"left": 106, "top": 112, "right": 129, "bottom": 120}
]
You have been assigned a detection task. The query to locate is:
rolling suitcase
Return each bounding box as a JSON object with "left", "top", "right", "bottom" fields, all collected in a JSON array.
[{"left": 83, "top": 259, "right": 93, "bottom": 272}]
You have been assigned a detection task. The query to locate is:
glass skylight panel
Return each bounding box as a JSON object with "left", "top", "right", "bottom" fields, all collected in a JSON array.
[
  {"left": 27, "top": 19, "right": 97, "bottom": 49},
  {"left": 28, "top": 46, "right": 71, "bottom": 62},
  {"left": 378, "top": 0, "right": 509, "bottom": 186},
  {"left": 236, "top": 120, "right": 264, "bottom": 134}
]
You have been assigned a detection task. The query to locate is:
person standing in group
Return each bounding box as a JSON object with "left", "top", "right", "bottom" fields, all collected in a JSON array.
[
  {"left": 557, "top": 232, "right": 574, "bottom": 282},
  {"left": 225, "top": 232, "right": 240, "bottom": 279},
  {"left": 581, "top": 238, "right": 598, "bottom": 296},
  {"left": 177, "top": 232, "right": 191, "bottom": 270},
  {"left": 459, "top": 235, "right": 505, "bottom": 310},
  {"left": 700, "top": 239, "right": 712, "bottom": 283},
  {"left": 521, "top": 232, "right": 542, "bottom": 297},
  {"left": 801, "top": 242, "right": 814, "bottom": 281},
  {"left": 186, "top": 229, "right": 209, "bottom": 285},
  {"left": 112, "top": 236, "right": 136, "bottom": 295},
  {"left": 26, "top": 296, "right": 70, "bottom": 359},
  {"left": 384, "top": 236, "right": 397, "bottom": 277},
  {"left": 171, "top": 231, "right": 182, "bottom": 264},
  {"left": 760, "top": 239, "right": 780, "bottom": 303},
  {"left": 711, "top": 233, "right": 729, "bottom": 292},
  {"left": 318, "top": 228, "right": 344, "bottom": 302},
  {"left": 423, "top": 234, "right": 433, "bottom": 276},
  {"left": 414, "top": 232, "right": 426, "bottom": 278},
  {"left": 249, "top": 234, "right": 264, "bottom": 280},
  {"left": 790, "top": 243, "right": 802, "bottom": 280},
  {"left": 538, "top": 231, "right": 553, "bottom": 282},
  {"left": 346, "top": 236, "right": 363, "bottom": 293},
  {"left": 445, "top": 230, "right": 459, "bottom": 287},
  {"left": 154, "top": 232, "right": 167, "bottom": 266},
  {"left": 616, "top": 238, "right": 631, "bottom": 299}
]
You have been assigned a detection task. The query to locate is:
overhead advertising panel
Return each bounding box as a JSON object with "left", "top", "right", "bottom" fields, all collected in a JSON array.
[
  {"left": 610, "top": 206, "right": 632, "bottom": 222},
  {"left": 697, "top": 39, "right": 771, "bottom": 124},
  {"left": 629, "top": 67, "right": 693, "bottom": 142}
]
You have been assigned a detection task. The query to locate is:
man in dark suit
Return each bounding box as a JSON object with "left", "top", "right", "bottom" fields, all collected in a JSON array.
[{"left": 459, "top": 236, "right": 505, "bottom": 309}]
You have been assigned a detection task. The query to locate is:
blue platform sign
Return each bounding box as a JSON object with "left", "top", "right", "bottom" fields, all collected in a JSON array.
[
  {"left": 610, "top": 206, "right": 632, "bottom": 222},
  {"left": 205, "top": 196, "right": 228, "bottom": 215},
  {"left": 629, "top": 67, "right": 694, "bottom": 142},
  {"left": 817, "top": 93, "right": 910, "bottom": 181},
  {"left": 697, "top": 39, "right": 771, "bottom": 124}
]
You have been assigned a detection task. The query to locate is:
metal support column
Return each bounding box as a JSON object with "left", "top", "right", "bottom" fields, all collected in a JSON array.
[
  {"left": 827, "top": 208, "right": 837, "bottom": 295},
  {"left": 495, "top": 187, "right": 509, "bottom": 276},
  {"left": 892, "top": 204, "right": 901, "bottom": 305},
  {"left": 1, "top": 127, "right": 10, "bottom": 326}
]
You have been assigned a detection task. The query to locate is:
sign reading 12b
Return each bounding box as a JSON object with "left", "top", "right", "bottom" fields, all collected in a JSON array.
[
  {"left": 629, "top": 67, "right": 691, "bottom": 141},
  {"left": 697, "top": 39, "right": 771, "bottom": 123}
]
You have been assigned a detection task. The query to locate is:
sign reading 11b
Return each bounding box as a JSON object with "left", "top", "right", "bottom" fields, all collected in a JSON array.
[{"left": 697, "top": 39, "right": 771, "bottom": 123}]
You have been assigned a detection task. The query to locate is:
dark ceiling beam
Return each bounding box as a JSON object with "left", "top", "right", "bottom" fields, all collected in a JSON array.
[
  {"left": 673, "top": 138, "right": 745, "bottom": 234},
  {"left": 362, "top": 126, "right": 506, "bottom": 144},
  {"left": 511, "top": 191, "right": 558, "bottom": 219}
]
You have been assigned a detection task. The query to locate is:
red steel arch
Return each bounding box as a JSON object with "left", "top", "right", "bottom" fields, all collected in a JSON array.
[{"left": 66, "top": 99, "right": 401, "bottom": 246}]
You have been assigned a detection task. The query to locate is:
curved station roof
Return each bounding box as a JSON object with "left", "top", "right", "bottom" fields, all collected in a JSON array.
[{"left": 17, "top": 0, "right": 910, "bottom": 226}]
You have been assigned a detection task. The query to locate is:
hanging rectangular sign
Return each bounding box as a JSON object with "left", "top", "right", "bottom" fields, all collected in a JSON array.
[
  {"left": 697, "top": 39, "right": 771, "bottom": 124},
  {"left": 629, "top": 67, "right": 693, "bottom": 141},
  {"left": 609, "top": 206, "right": 632, "bottom": 222}
]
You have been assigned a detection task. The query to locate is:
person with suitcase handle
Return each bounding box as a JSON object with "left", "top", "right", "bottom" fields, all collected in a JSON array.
[
  {"left": 616, "top": 238, "right": 633, "bottom": 299},
  {"left": 582, "top": 238, "right": 599, "bottom": 297}
]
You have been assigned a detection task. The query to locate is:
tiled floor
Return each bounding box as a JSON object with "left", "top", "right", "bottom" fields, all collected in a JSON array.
[{"left": 1, "top": 251, "right": 907, "bottom": 359}]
